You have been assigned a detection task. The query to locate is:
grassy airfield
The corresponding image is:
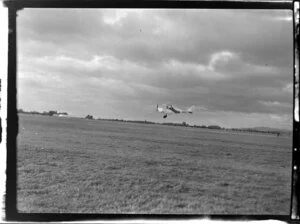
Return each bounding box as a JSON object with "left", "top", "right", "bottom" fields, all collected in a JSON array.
[{"left": 17, "top": 114, "right": 292, "bottom": 214}]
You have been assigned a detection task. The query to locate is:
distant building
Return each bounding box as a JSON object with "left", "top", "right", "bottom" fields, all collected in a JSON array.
[
  {"left": 54, "top": 112, "right": 68, "bottom": 117},
  {"left": 18, "top": 109, "right": 69, "bottom": 117},
  {"left": 56, "top": 113, "right": 68, "bottom": 117}
]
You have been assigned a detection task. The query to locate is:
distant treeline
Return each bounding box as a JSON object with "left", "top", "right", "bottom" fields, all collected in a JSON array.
[
  {"left": 18, "top": 109, "right": 68, "bottom": 116},
  {"left": 98, "top": 119, "right": 224, "bottom": 130},
  {"left": 18, "top": 109, "right": 290, "bottom": 136},
  {"left": 97, "top": 118, "right": 155, "bottom": 124},
  {"left": 228, "top": 128, "right": 286, "bottom": 136},
  {"left": 97, "top": 118, "right": 290, "bottom": 136}
]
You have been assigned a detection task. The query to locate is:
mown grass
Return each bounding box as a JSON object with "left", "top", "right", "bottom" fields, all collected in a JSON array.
[{"left": 17, "top": 115, "right": 292, "bottom": 214}]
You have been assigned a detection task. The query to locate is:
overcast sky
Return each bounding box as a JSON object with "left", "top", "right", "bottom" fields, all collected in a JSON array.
[{"left": 17, "top": 8, "right": 293, "bottom": 129}]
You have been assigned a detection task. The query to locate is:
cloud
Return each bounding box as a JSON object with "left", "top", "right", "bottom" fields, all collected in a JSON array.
[
  {"left": 283, "top": 83, "right": 293, "bottom": 94},
  {"left": 17, "top": 9, "right": 293, "bottom": 129},
  {"left": 102, "top": 10, "right": 129, "bottom": 25},
  {"left": 273, "top": 16, "right": 293, "bottom": 21},
  {"left": 17, "top": 9, "right": 292, "bottom": 66},
  {"left": 208, "top": 51, "right": 236, "bottom": 71}
]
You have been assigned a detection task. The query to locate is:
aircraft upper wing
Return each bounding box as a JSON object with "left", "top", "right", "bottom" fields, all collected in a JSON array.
[{"left": 167, "top": 105, "right": 181, "bottom": 114}]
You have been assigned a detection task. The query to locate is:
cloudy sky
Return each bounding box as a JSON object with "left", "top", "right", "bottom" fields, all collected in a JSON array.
[{"left": 17, "top": 8, "right": 293, "bottom": 129}]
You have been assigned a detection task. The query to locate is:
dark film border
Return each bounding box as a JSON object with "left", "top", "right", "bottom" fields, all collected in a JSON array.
[
  {"left": 291, "top": 0, "right": 300, "bottom": 220},
  {"left": 2, "top": 0, "right": 298, "bottom": 222}
]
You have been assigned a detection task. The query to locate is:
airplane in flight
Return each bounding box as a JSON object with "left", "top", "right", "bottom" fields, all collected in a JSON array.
[{"left": 156, "top": 104, "right": 195, "bottom": 118}]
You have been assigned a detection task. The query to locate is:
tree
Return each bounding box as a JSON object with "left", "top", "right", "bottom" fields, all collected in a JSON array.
[
  {"left": 48, "top": 110, "right": 57, "bottom": 116},
  {"left": 208, "top": 125, "right": 221, "bottom": 129},
  {"left": 85, "top": 115, "right": 94, "bottom": 120}
]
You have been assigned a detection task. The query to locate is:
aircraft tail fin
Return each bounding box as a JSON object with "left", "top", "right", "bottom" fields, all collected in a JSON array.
[{"left": 187, "top": 105, "right": 195, "bottom": 113}]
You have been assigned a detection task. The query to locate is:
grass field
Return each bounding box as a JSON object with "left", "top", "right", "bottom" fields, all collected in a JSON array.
[{"left": 17, "top": 114, "right": 292, "bottom": 214}]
